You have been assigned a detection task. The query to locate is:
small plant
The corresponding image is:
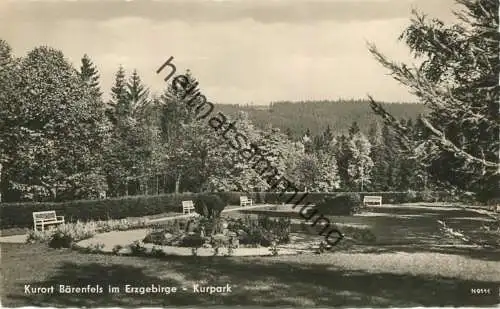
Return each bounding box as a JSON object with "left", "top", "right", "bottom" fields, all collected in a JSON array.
[
  {"left": 316, "top": 241, "right": 327, "bottom": 254},
  {"left": 130, "top": 241, "right": 147, "bottom": 256},
  {"left": 191, "top": 247, "right": 198, "bottom": 256},
  {"left": 226, "top": 244, "right": 234, "bottom": 256},
  {"left": 151, "top": 246, "right": 166, "bottom": 258},
  {"left": 213, "top": 246, "right": 220, "bottom": 256},
  {"left": 86, "top": 242, "right": 105, "bottom": 253},
  {"left": 268, "top": 240, "right": 280, "bottom": 256},
  {"left": 49, "top": 231, "right": 74, "bottom": 249},
  {"left": 26, "top": 229, "right": 53, "bottom": 244},
  {"left": 211, "top": 234, "right": 230, "bottom": 248},
  {"left": 112, "top": 244, "right": 123, "bottom": 255}
]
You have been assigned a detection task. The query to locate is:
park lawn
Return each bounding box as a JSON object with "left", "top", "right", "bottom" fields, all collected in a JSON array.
[{"left": 1, "top": 242, "right": 499, "bottom": 307}]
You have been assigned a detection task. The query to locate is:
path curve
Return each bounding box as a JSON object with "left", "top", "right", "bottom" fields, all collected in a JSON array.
[{"left": 76, "top": 203, "right": 275, "bottom": 252}]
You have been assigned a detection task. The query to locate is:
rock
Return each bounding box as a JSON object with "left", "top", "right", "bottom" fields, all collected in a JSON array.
[
  {"left": 117, "top": 247, "right": 132, "bottom": 255},
  {"left": 185, "top": 220, "right": 200, "bottom": 233},
  {"left": 230, "top": 237, "right": 239, "bottom": 248},
  {"left": 212, "top": 234, "right": 230, "bottom": 247},
  {"left": 237, "top": 229, "right": 248, "bottom": 238}
]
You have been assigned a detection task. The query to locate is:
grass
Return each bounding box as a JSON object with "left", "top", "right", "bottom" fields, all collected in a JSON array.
[
  {"left": 1, "top": 242, "right": 499, "bottom": 307},
  {"left": 0, "top": 227, "right": 31, "bottom": 237},
  {"left": 2, "top": 202, "right": 499, "bottom": 307}
]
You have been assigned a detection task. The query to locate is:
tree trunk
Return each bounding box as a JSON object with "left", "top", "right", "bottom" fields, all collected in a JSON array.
[
  {"left": 156, "top": 175, "right": 159, "bottom": 195},
  {"left": 175, "top": 173, "right": 181, "bottom": 194},
  {"left": 0, "top": 163, "right": 2, "bottom": 203}
]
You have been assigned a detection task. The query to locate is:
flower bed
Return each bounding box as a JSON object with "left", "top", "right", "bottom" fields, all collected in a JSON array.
[
  {"left": 143, "top": 215, "right": 291, "bottom": 250},
  {"left": 26, "top": 218, "right": 150, "bottom": 248}
]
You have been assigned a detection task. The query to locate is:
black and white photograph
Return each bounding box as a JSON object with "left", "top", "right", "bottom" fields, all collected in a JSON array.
[{"left": 0, "top": 0, "right": 499, "bottom": 307}]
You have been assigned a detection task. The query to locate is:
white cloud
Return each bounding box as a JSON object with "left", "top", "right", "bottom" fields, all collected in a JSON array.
[{"left": 0, "top": 1, "right": 458, "bottom": 104}]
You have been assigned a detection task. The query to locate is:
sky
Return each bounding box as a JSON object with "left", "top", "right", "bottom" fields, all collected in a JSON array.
[{"left": 0, "top": 0, "right": 458, "bottom": 105}]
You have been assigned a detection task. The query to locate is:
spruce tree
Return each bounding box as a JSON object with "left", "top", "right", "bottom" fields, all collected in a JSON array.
[
  {"left": 348, "top": 121, "right": 360, "bottom": 137},
  {"left": 127, "top": 69, "right": 150, "bottom": 120},
  {"left": 79, "top": 54, "right": 102, "bottom": 98},
  {"left": 368, "top": 0, "right": 499, "bottom": 201},
  {"left": 108, "top": 66, "right": 128, "bottom": 124},
  {"left": 368, "top": 121, "right": 385, "bottom": 190},
  {"left": 335, "top": 134, "right": 350, "bottom": 190}
]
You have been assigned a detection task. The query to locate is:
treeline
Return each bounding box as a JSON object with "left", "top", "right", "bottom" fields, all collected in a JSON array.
[
  {"left": 217, "top": 100, "right": 427, "bottom": 138},
  {"left": 0, "top": 39, "right": 437, "bottom": 203}
]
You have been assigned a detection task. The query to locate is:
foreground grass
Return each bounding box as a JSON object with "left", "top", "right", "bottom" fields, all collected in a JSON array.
[{"left": 1, "top": 243, "right": 499, "bottom": 307}]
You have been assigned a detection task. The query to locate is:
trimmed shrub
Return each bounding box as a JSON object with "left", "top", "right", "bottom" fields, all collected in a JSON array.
[
  {"left": 193, "top": 194, "right": 226, "bottom": 218},
  {"left": 49, "top": 231, "right": 73, "bottom": 249},
  {"left": 314, "top": 194, "right": 362, "bottom": 216},
  {"left": 179, "top": 235, "right": 205, "bottom": 247}
]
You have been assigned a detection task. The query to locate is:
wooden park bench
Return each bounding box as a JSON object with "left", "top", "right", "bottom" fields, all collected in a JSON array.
[
  {"left": 182, "top": 200, "right": 195, "bottom": 215},
  {"left": 240, "top": 196, "right": 253, "bottom": 207},
  {"left": 363, "top": 195, "right": 382, "bottom": 206},
  {"left": 33, "top": 210, "right": 65, "bottom": 231}
]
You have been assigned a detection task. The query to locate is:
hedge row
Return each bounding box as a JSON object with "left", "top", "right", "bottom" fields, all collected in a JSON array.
[
  {"left": 0, "top": 193, "right": 197, "bottom": 229},
  {"left": 219, "top": 191, "right": 451, "bottom": 205},
  {"left": 0, "top": 191, "right": 450, "bottom": 229}
]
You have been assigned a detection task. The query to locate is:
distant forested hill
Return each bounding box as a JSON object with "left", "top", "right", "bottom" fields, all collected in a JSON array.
[{"left": 216, "top": 99, "right": 428, "bottom": 138}]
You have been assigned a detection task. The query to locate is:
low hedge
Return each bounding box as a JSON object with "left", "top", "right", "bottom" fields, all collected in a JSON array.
[
  {"left": 0, "top": 193, "right": 196, "bottom": 229},
  {"left": 231, "top": 191, "right": 451, "bottom": 205},
  {"left": 313, "top": 194, "right": 363, "bottom": 216},
  {"left": 0, "top": 191, "right": 450, "bottom": 229}
]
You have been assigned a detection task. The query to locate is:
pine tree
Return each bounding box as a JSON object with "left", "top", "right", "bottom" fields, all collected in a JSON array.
[
  {"left": 368, "top": 121, "right": 385, "bottom": 190},
  {"left": 315, "top": 125, "right": 335, "bottom": 153},
  {"left": 127, "top": 69, "right": 150, "bottom": 120},
  {"left": 348, "top": 121, "right": 360, "bottom": 137},
  {"left": 335, "top": 134, "right": 350, "bottom": 190},
  {"left": 302, "top": 128, "right": 314, "bottom": 153},
  {"left": 381, "top": 124, "right": 395, "bottom": 190},
  {"left": 108, "top": 66, "right": 128, "bottom": 124},
  {"left": 79, "top": 54, "right": 102, "bottom": 98},
  {"left": 284, "top": 127, "right": 294, "bottom": 140},
  {"left": 368, "top": 0, "right": 499, "bottom": 201}
]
